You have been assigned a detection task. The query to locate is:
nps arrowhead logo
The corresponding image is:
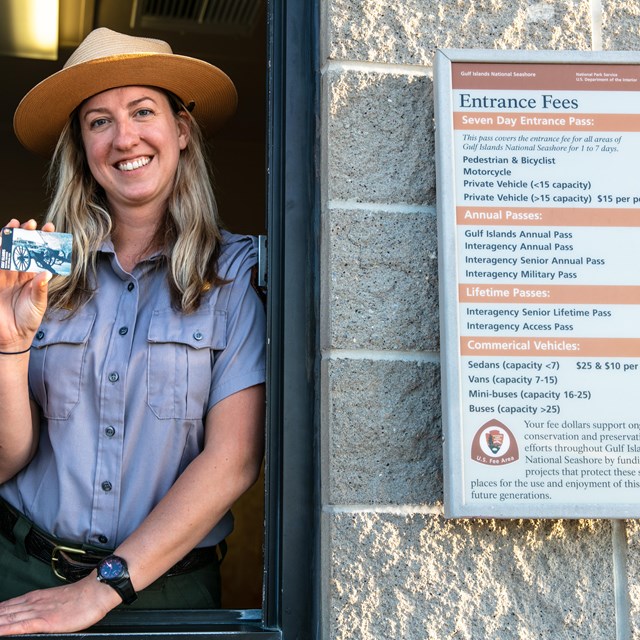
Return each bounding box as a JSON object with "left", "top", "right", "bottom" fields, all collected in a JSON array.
[{"left": 471, "top": 419, "right": 519, "bottom": 466}]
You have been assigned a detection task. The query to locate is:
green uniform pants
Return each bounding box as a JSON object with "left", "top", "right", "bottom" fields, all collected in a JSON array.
[{"left": 0, "top": 510, "right": 222, "bottom": 609}]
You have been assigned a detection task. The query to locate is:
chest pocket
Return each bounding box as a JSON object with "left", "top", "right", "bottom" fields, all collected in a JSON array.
[
  {"left": 29, "top": 312, "right": 96, "bottom": 420},
  {"left": 147, "top": 306, "right": 227, "bottom": 420}
]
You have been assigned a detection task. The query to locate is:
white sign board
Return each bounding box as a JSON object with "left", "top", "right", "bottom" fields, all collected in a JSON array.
[{"left": 435, "top": 49, "right": 640, "bottom": 518}]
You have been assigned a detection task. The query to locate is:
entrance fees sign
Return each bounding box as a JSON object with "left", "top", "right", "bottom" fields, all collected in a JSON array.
[{"left": 435, "top": 50, "right": 640, "bottom": 518}]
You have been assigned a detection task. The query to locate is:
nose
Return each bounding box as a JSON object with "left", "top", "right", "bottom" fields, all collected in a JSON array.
[{"left": 113, "top": 118, "right": 139, "bottom": 150}]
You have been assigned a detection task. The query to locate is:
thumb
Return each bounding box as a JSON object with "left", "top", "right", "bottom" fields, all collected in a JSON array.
[{"left": 30, "top": 271, "right": 52, "bottom": 314}]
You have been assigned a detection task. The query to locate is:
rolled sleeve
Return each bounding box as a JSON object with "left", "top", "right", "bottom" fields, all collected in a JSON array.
[{"left": 208, "top": 251, "right": 266, "bottom": 409}]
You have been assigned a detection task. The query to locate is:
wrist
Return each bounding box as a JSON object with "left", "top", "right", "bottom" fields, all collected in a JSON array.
[
  {"left": 96, "top": 555, "right": 138, "bottom": 605},
  {"left": 0, "top": 345, "right": 31, "bottom": 355},
  {"left": 90, "top": 572, "right": 122, "bottom": 615},
  {"left": 0, "top": 337, "right": 34, "bottom": 356}
]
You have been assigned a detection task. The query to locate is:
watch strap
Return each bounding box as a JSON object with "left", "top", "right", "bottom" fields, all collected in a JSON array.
[{"left": 108, "top": 576, "right": 138, "bottom": 605}]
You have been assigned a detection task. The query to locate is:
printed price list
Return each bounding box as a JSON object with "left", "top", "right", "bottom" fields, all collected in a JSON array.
[{"left": 450, "top": 61, "right": 640, "bottom": 514}]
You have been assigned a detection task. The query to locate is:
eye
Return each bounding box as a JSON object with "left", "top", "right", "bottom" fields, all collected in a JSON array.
[
  {"left": 89, "top": 117, "right": 109, "bottom": 129},
  {"left": 135, "top": 108, "right": 154, "bottom": 118}
]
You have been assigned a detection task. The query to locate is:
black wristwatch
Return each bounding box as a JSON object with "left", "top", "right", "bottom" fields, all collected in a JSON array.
[{"left": 96, "top": 555, "right": 138, "bottom": 604}]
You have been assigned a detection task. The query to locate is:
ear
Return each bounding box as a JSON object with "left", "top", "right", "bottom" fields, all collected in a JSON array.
[{"left": 176, "top": 112, "right": 191, "bottom": 150}]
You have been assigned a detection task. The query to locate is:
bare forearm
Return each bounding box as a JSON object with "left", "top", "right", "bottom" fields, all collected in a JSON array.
[
  {"left": 0, "top": 357, "right": 38, "bottom": 483},
  {"left": 114, "top": 446, "right": 261, "bottom": 591},
  {"left": 113, "top": 385, "right": 265, "bottom": 591}
]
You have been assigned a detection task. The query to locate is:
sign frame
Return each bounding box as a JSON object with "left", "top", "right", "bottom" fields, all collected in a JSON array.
[{"left": 435, "top": 48, "right": 640, "bottom": 519}]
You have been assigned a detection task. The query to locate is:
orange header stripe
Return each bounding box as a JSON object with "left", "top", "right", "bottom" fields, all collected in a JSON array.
[
  {"left": 454, "top": 112, "right": 640, "bottom": 131},
  {"left": 459, "top": 285, "right": 640, "bottom": 305},
  {"left": 461, "top": 337, "right": 640, "bottom": 357},
  {"left": 456, "top": 207, "right": 640, "bottom": 226}
]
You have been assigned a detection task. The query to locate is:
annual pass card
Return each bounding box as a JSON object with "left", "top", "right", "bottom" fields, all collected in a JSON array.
[{"left": 0, "top": 228, "right": 72, "bottom": 276}]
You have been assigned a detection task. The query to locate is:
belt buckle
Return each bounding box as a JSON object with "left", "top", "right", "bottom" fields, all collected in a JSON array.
[{"left": 51, "top": 544, "right": 87, "bottom": 581}]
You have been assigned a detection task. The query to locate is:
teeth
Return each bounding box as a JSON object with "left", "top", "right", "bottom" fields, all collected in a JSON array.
[{"left": 117, "top": 157, "right": 150, "bottom": 171}]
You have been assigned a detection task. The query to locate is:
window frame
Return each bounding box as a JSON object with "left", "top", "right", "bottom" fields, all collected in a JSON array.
[
  {"left": 16, "top": 0, "right": 318, "bottom": 638},
  {"left": 263, "top": 0, "right": 318, "bottom": 636}
]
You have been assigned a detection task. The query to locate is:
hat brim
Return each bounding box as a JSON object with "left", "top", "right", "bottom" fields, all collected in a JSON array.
[{"left": 14, "top": 53, "right": 238, "bottom": 156}]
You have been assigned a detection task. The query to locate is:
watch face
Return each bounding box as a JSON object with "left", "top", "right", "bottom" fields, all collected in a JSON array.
[{"left": 99, "top": 556, "right": 126, "bottom": 580}]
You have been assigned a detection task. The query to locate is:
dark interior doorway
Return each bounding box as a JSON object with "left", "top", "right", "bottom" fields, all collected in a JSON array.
[{"left": 0, "top": 0, "right": 267, "bottom": 611}]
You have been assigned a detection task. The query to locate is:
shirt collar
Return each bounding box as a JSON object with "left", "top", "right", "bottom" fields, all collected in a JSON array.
[{"left": 97, "top": 237, "right": 166, "bottom": 279}]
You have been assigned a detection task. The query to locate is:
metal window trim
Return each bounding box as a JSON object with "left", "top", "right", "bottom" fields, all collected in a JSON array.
[{"left": 263, "top": 0, "right": 318, "bottom": 637}]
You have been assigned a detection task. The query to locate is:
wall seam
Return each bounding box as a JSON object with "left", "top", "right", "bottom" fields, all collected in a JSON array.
[
  {"left": 322, "top": 349, "right": 439, "bottom": 363},
  {"left": 321, "top": 59, "right": 432, "bottom": 76},
  {"left": 591, "top": 0, "right": 603, "bottom": 51},
  {"left": 328, "top": 199, "right": 436, "bottom": 215},
  {"left": 323, "top": 504, "right": 444, "bottom": 516},
  {"left": 613, "top": 519, "right": 631, "bottom": 640}
]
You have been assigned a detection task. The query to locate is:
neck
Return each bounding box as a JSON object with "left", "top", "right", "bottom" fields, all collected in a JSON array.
[{"left": 110, "top": 205, "right": 165, "bottom": 272}]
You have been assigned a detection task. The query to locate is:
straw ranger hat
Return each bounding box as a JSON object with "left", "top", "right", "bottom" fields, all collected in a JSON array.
[{"left": 14, "top": 27, "right": 238, "bottom": 156}]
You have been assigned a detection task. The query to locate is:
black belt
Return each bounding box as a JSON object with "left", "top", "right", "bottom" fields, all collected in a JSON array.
[{"left": 0, "top": 498, "right": 221, "bottom": 583}]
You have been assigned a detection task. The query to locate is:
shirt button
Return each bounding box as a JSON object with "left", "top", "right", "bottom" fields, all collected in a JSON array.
[
  {"left": 127, "top": 282, "right": 135, "bottom": 291},
  {"left": 101, "top": 481, "right": 112, "bottom": 492},
  {"left": 35, "top": 330, "right": 45, "bottom": 340},
  {"left": 119, "top": 327, "right": 128, "bottom": 336},
  {"left": 193, "top": 331, "right": 204, "bottom": 341},
  {"left": 105, "top": 426, "right": 116, "bottom": 438},
  {"left": 98, "top": 535, "right": 109, "bottom": 544},
  {"left": 108, "top": 372, "right": 119, "bottom": 383}
]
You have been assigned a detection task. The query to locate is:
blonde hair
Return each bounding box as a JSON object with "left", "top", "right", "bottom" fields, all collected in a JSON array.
[{"left": 44, "top": 91, "right": 225, "bottom": 314}]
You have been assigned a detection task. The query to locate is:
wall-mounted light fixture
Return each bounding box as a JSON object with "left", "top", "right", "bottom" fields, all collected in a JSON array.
[
  {"left": 0, "top": 0, "right": 59, "bottom": 60},
  {"left": 59, "top": 0, "right": 95, "bottom": 48}
]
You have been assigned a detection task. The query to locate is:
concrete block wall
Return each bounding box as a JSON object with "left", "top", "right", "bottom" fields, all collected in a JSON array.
[{"left": 319, "top": 2, "right": 640, "bottom": 638}]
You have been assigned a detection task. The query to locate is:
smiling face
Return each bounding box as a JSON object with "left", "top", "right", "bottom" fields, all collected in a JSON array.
[{"left": 79, "top": 86, "right": 190, "bottom": 219}]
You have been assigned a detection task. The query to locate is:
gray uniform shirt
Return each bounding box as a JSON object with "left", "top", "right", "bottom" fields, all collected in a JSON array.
[{"left": 0, "top": 231, "right": 266, "bottom": 549}]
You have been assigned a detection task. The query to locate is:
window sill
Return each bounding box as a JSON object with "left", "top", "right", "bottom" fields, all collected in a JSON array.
[{"left": 18, "top": 609, "right": 280, "bottom": 639}]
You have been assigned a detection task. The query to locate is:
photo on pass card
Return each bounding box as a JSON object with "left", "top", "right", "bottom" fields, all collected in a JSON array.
[{"left": 0, "top": 228, "right": 72, "bottom": 276}]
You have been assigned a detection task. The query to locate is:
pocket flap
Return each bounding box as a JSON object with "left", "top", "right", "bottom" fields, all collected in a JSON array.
[
  {"left": 32, "top": 312, "right": 96, "bottom": 348},
  {"left": 148, "top": 306, "right": 227, "bottom": 350}
]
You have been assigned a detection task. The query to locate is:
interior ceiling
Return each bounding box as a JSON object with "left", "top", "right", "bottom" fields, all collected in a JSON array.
[
  {"left": 0, "top": 0, "right": 266, "bottom": 139},
  {"left": 0, "top": 0, "right": 266, "bottom": 230}
]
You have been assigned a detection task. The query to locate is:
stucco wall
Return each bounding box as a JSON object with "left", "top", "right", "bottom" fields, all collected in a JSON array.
[{"left": 319, "top": 2, "right": 640, "bottom": 638}]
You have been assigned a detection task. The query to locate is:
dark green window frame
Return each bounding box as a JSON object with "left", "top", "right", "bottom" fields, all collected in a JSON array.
[{"left": 18, "top": 0, "right": 318, "bottom": 638}]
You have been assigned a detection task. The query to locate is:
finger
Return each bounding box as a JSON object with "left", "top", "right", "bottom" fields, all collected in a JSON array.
[
  {"left": 0, "top": 591, "right": 33, "bottom": 607},
  {"left": 30, "top": 271, "right": 52, "bottom": 313},
  {"left": 20, "top": 219, "right": 38, "bottom": 231},
  {"left": 2, "top": 220, "right": 54, "bottom": 233},
  {"left": 0, "top": 614, "right": 51, "bottom": 637},
  {"left": 0, "top": 600, "right": 45, "bottom": 636},
  {"left": 33, "top": 270, "right": 52, "bottom": 286},
  {"left": 0, "top": 591, "right": 62, "bottom": 635},
  {"left": 0, "top": 605, "right": 40, "bottom": 623}
]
